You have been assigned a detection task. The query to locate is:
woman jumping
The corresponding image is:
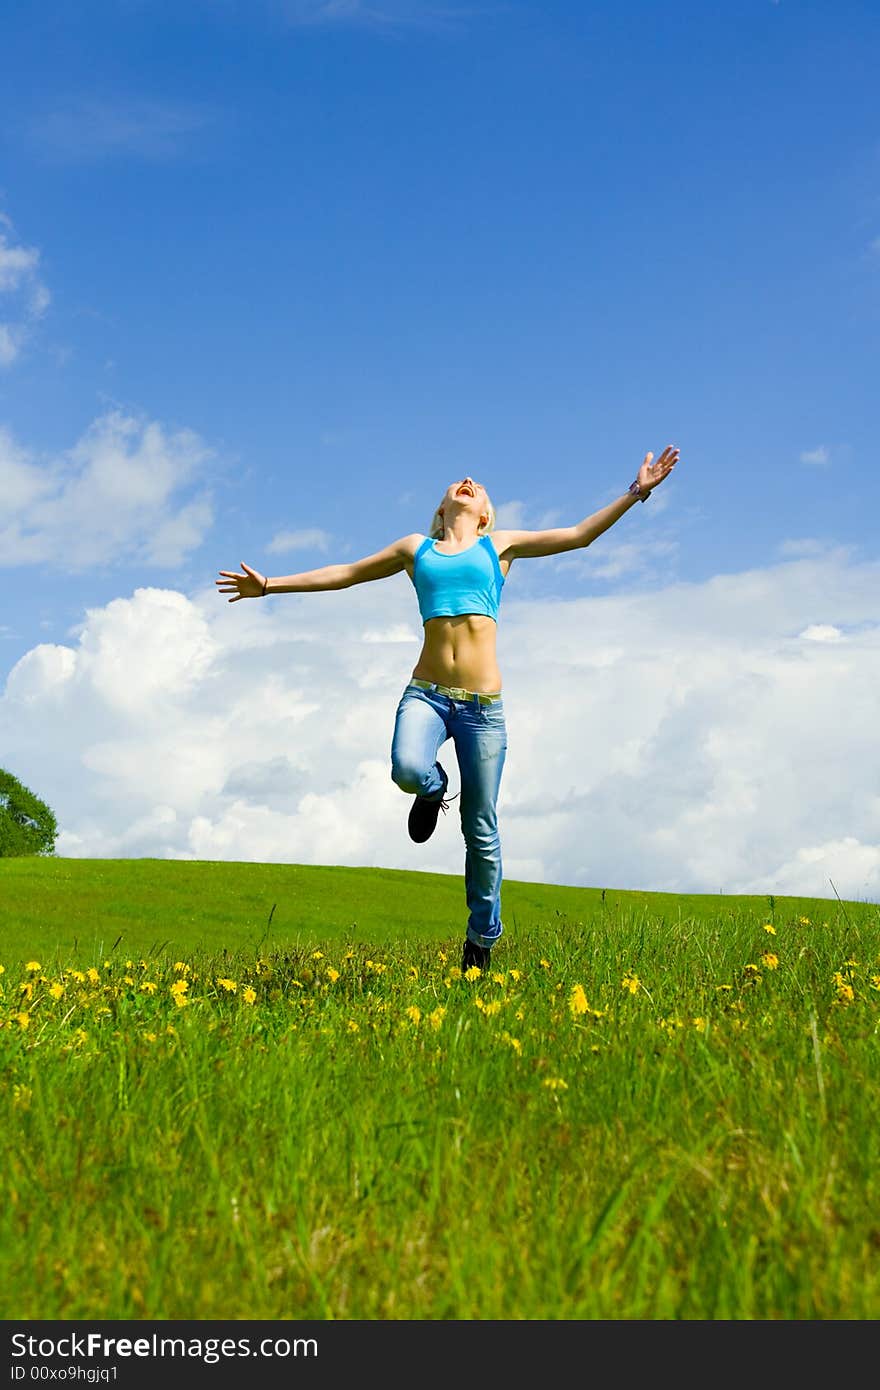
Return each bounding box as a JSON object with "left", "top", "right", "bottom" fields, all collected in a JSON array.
[{"left": 216, "top": 445, "right": 680, "bottom": 974}]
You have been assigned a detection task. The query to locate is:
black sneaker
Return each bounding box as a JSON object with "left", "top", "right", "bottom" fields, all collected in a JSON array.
[
  {"left": 407, "top": 789, "right": 457, "bottom": 844},
  {"left": 461, "top": 938, "right": 491, "bottom": 974}
]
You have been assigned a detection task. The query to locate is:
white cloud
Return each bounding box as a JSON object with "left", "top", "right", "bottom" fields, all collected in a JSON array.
[
  {"left": 778, "top": 538, "right": 833, "bottom": 558},
  {"left": 0, "top": 235, "right": 39, "bottom": 292},
  {"left": 0, "top": 409, "right": 214, "bottom": 571},
  {"left": 762, "top": 837, "right": 880, "bottom": 898},
  {"left": 266, "top": 528, "right": 332, "bottom": 554},
  {"left": 494, "top": 500, "right": 528, "bottom": 529},
  {"left": 493, "top": 500, "right": 567, "bottom": 532},
  {"left": 554, "top": 537, "right": 679, "bottom": 583},
  {"left": 0, "top": 219, "right": 51, "bottom": 367},
  {"left": 28, "top": 99, "right": 215, "bottom": 163},
  {"left": 3, "top": 550, "right": 880, "bottom": 906},
  {"left": 319, "top": 427, "right": 367, "bottom": 448},
  {"left": 800, "top": 445, "right": 830, "bottom": 466},
  {"left": 280, "top": 0, "right": 475, "bottom": 32}
]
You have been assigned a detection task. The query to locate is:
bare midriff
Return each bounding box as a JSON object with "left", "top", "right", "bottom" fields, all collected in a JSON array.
[{"left": 411, "top": 614, "right": 502, "bottom": 694}]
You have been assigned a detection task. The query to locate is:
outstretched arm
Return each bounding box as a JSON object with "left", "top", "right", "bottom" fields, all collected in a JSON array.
[
  {"left": 216, "top": 534, "right": 422, "bottom": 602},
  {"left": 495, "top": 446, "right": 679, "bottom": 561}
]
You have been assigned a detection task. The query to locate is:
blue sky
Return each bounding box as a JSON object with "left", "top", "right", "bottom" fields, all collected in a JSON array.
[{"left": 2, "top": 1, "right": 879, "bottom": 900}]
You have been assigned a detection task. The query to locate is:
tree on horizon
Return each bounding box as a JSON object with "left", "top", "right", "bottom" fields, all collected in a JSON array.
[{"left": 0, "top": 768, "right": 58, "bottom": 858}]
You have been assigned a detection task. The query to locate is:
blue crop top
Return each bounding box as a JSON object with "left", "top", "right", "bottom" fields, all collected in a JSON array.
[{"left": 411, "top": 534, "right": 505, "bottom": 623}]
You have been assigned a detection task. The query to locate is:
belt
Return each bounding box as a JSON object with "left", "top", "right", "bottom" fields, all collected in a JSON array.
[{"left": 410, "top": 678, "right": 503, "bottom": 705}]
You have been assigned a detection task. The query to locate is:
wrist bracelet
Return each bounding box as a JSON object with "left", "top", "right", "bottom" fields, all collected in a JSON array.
[{"left": 628, "top": 480, "right": 649, "bottom": 502}]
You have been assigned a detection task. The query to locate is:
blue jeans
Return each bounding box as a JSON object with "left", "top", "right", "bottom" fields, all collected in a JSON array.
[{"left": 390, "top": 681, "right": 508, "bottom": 950}]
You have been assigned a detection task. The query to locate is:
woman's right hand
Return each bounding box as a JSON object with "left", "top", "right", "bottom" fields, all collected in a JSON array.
[{"left": 215, "top": 562, "right": 267, "bottom": 602}]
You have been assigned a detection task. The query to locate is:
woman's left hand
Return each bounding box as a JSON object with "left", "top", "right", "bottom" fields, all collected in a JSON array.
[{"left": 638, "top": 445, "right": 680, "bottom": 494}]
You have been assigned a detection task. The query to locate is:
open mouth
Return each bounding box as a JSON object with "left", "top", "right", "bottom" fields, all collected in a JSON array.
[{"left": 456, "top": 484, "right": 474, "bottom": 497}]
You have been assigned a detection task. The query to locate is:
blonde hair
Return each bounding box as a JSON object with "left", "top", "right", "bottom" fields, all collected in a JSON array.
[{"left": 429, "top": 489, "right": 496, "bottom": 540}]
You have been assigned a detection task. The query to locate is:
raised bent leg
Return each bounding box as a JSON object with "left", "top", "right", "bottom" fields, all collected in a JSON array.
[{"left": 390, "top": 685, "right": 449, "bottom": 802}]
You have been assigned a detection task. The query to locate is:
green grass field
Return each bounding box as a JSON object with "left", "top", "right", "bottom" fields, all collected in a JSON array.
[{"left": 2, "top": 856, "right": 878, "bottom": 1320}]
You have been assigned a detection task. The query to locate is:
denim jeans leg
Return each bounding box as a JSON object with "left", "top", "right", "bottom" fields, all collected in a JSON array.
[
  {"left": 452, "top": 701, "right": 507, "bottom": 950},
  {"left": 390, "top": 685, "right": 450, "bottom": 801}
]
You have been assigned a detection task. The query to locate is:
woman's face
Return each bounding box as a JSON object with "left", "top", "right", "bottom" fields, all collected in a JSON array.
[{"left": 441, "top": 477, "right": 488, "bottom": 524}]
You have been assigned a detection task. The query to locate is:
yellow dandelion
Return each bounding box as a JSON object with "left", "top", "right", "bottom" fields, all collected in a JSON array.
[
  {"left": 170, "top": 978, "right": 189, "bottom": 998},
  {"left": 539, "top": 959, "right": 551, "bottom": 970},
  {"left": 715, "top": 983, "right": 733, "bottom": 992},
  {"left": 48, "top": 982, "right": 65, "bottom": 1000},
  {"left": 870, "top": 975, "right": 880, "bottom": 992},
  {"left": 19, "top": 982, "right": 33, "bottom": 1001},
  {"left": 569, "top": 983, "right": 589, "bottom": 1017},
  {"left": 491, "top": 971, "right": 506, "bottom": 985},
  {"left": 140, "top": 981, "right": 158, "bottom": 994},
  {"left": 405, "top": 1005, "right": 421, "bottom": 1025},
  {"left": 86, "top": 967, "right": 100, "bottom": 985},
  {"left": 347, "top": 1019, "right": 359, "bottom": 1032},
  {"left": 311, "top": 950, "right": 324, "bottom": 961},
  {"left": 326, "top": 967, "right": 340, "bottom": 983},
  {"left": 760, "top": 951, "right": 779, "bottom": 970},
  {"left": 835, "top": 982, "right": 855, "bottom": 1005},
  {"left": 744, "top": 963, "right": 761, "bottom": 976},
  {"left": 242, "top": 986, "right": 257, "bottom": 1005},
  {"left": 621, "top": 973, "right": 641, "bottom": 995},
  {"left": 763, "top": 923, "right": 776, "bottom": 935},
  {"left": 463, "top": 965, "right": 482, "bottom": 982},
  {"left": 500, "top": 1031, "right": 521, "bottom": 1053},
  {"left": 143, "top": 1031, "right": 158, "bottom": 1044},
  {"left": 216, "top": 977, "right": 237, "bottom": 993},
  {"left": 24, "top": 960, "right": 41, "bottom": 973},
  {"left": 123, "top": 975, "right": 135, "bottom": 987},
  {"left": 428, "top": 1005, "right": 446, "bottom": 1031},
  {"left": 692, "top": 1017, "right": 707, "bottom": 1031},
  {"left": 15, "top": 1011, "right": 30, "bottom": 1029},
  {"left": 798, "top": 916, "right": 811, "bottom": 925},
  {"left": 0, "top": 964, "right": 5, "bottom": 975},
  {"left": 515, "top": 1007, "right": 525, "bottom": 1021},
  {"left": 69, "top": 969, "right": 85, "bottom": 983},
  {"left": 542, "top": 1077, "right": 567, "bottom": 1091},
  {"left": 509, "top": 968, "right": 522, "bottom": 982},
  {"left": 437, "top": 950, "right": 447, "bottom": 964},
  {"left": 660, "top": 1015, "right": 684, "bottom": 1033},
  {"left": 408, "top": 965, "right": 419, "bottom": 979}
]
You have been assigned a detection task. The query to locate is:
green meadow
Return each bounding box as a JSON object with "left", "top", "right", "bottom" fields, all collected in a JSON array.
[{"left": 1, "top": 856, "right": 878, "bottom": 1321}]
